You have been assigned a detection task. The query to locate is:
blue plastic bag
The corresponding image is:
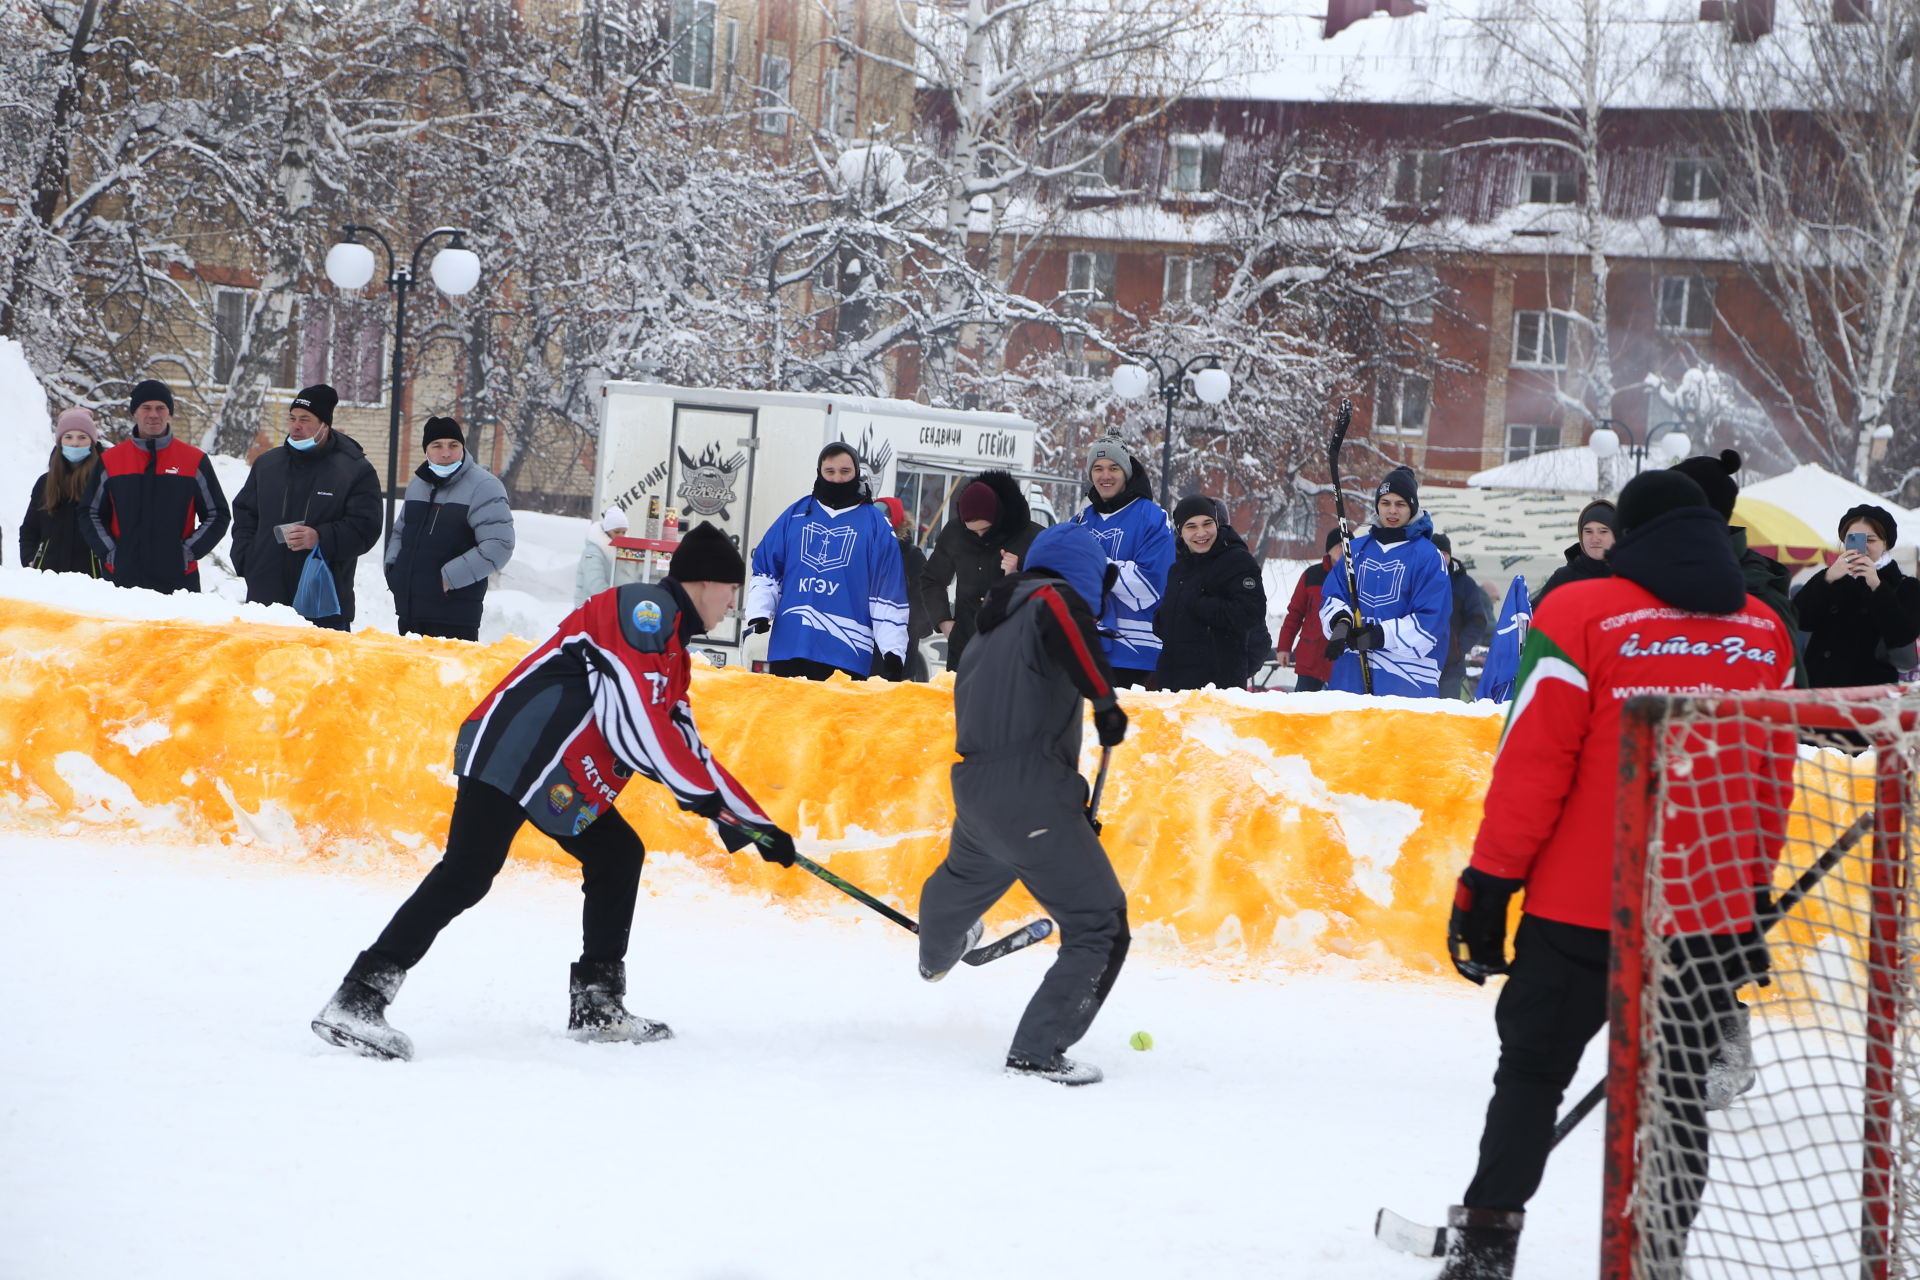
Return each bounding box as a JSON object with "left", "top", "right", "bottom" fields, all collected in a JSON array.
[{"left": 292, "top": 546, "right": 341, "bottom": 620}]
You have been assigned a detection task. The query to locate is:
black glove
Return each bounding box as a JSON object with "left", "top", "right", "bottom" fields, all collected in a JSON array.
[
  {"left": 1447, "top": 866, "right": 1525, "bottom": 985},
  {"left": 1349, "top": 620, "right": 1387, "bottom": 652},
  {"left": 879, "top": 652, "right": 905, "bottom": 681},
  {"left": 1093, "top": 702, "right": 1128, "bottom": 747},
  {"left": 686, "top": 792, "right": 725, "bottom": 820},
  {"left": 1324, "top": 614, "right": 1353, "bottom": 661},
  {"left": 746, "top": 617, "right": 771, "bottom": 635},
  {"left": 716, "top": 814, "right": 797, "bottom": 867}
]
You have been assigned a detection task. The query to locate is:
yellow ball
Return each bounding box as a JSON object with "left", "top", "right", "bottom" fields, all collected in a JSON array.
[{"left": 1129, "top": 1030, "right": 1154, "bottom": 1051}]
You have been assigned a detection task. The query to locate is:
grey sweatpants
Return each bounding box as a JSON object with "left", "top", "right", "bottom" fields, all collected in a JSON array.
[{"left": 917, "top": 755, "right": 1130, "bottom": 1062}]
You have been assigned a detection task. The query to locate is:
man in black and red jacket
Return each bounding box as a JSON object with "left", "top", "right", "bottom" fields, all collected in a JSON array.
[
  {"left": 81, "top": 380, "right": 230, "bottom": 594},
  {"left": 312, "top": 522, "right": 796, "bottom": 1062}
]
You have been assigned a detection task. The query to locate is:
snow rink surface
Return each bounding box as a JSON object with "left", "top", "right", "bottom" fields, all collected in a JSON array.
[{"left": 0, "top": 836, "right": 1614, "bottom": 1280}]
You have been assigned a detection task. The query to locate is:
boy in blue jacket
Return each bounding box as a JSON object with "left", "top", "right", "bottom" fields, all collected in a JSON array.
[
  {"left": 1071, "top": 441, "right": 1174, "bottom": 686},
  {"left": 1318, "top": 465, "right": 1451, "bottom": 697}
]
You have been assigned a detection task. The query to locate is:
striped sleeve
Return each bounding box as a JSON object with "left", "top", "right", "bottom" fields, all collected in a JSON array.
[
  {"left": 581, "top": 639, "right": 721, "bottom": 809},
  {"left": 1470, "top": 608, "right": 1592, "bottom": 882}
]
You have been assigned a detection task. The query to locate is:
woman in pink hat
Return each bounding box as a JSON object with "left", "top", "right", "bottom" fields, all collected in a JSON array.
[{"left": 20, "top": 407, "right": 106, "bottom": 576}]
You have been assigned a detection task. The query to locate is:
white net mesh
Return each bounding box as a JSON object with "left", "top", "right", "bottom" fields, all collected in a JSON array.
[{"left": 1622, "top": 692, "right": 1920, "bottom": 1280}]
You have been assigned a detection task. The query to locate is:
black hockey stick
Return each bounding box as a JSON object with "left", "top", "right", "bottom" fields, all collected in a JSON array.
[
  {"left": 716, "top": 812, "right": 1050, "bottom": 962},
  {"left": 1377, "top": 810, "right": 1872, "bottom": 1260},
  {"left": 1088, "top": 745, "right": 1113, "bottom": 828},
  {"left": 1326, "top": 398, "right": 1373, "bottom": 695}
]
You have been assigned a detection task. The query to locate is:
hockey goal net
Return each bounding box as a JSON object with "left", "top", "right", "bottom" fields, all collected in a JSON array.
[{"left": 1607, "top": 690, "right": 1920, "bottom": 1280}]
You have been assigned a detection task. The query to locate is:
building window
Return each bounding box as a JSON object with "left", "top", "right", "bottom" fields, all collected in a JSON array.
[
  {"left": 212, "top": 288, "right": 248, "bottom": 385},
  {"left": 822, "top": 63, "right": 847, "bottom": 136},
  {"left": 1657, "top": 276, "right": 1715, "bottom": 334},
  {"left": 1511, "top": 310, "right": 1570, "bottom": 369},
  {"left": 1062, "top": 331, "right": 1108, "bottom": 378},
  {"left": 1376, "top": 373, "right": 1431, "bottom": 434},
  {"left": 668, "top": 0, "right": 715, "bottom": 90},
  {"left": 722, "top": 18, "right": 739, "bottom": 95},
  {"left": 302, "top": 296, "right": 385, "bottom": 405},
  {"left": 1391, "top": 266, "right": 1439, "bottom": 324},
  {"left": 1071, "top": 141, "right": 1123, "bottom": 191},
  {"left": 1163, "top": 256, "right": 1215, "bottom": 308},
  {"left": 1066, "top": 251, "right": 1116, "bottom": 307},
  {"left": 1167, "top": 134, "right": 1223, "bottom": 194},
  {"left": 1390, "top": 150, "right": 1447, "bottom": 206},
  {"left": 1526, "top": 171, "right": 1577, "bottom": 204},
  {"left": 755, "top": 50, "right": 791, "bottom": 135},
  {"left": 1505, "top": 423, "right": 1562, "bottom": 461},
  {"left": 1667, "top": 158, "right": 1722, "bottom": 203}
]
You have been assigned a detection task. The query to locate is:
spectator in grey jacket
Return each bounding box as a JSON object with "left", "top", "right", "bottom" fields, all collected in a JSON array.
[{"left": 384, "top": 417, "right": 515, "bottom": 641}]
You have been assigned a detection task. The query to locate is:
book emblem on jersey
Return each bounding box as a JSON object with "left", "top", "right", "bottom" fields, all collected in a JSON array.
[
  {"left": 1358, "top": 558, "right": 1406, "bottom": 610},
  {"left": 801, "top": 522, "right": 857, "bottom": 572},
  {"left": 1089, "top": 526, "right": 1125, "bottom": 559},
  {"left": 547, "top": 783, "right": 575, "bottom": 814},
  {"left": 632, "top": 599, "right": 663, "bottom": 634},
  {"left": 675, "top": 443, "right": 746, "bottom": 519}
]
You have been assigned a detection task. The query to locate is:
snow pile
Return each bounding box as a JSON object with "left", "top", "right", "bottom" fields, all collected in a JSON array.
[{"left": 0, "top": 338, "right": 53, "bottom": 570}]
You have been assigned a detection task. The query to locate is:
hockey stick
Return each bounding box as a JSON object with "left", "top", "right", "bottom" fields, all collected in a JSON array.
[
  {"left": 1376, "top": 810, "right": 1873, "bottom": 1259},
  {"left": 1326, "top": 398, "right": 1374, "bottom": 695},
  {"left": 1089, "top": 745, "right": 1113, "bottom": 826}
]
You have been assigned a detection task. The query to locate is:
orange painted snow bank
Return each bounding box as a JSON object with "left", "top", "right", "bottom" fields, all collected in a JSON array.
[{"left": 0, "top": 595, "right": 1875, "bottom": 977}]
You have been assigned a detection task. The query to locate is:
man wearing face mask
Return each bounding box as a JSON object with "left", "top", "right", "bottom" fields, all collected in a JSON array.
[
  {"left": 81, "top": 379, "right": 231, "bottom": 594},
  {"left": 745, "top": 443, "right": 909, "bottom": 679},
  {"left": 384, "top": 416, "right": 516, "bottom": 642},
  {"left": 229, "top": 384, "right": 383, "bottom": 629}
]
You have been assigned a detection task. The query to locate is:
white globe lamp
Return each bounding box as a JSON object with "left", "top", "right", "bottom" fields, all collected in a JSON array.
[
  {"left": 324, "top": 241, "right": 376, "bottom": 291},
  {"left": 1588, "top": 426, "right": 1622, "bottom": 459},
  {"left": 1663, "top": 432, "right": 1693, "bottom": 461},
  {"left": 430, "top": 246, "right": 481, "bottom": 296},
  {"left": 1110, "top": 363, "right": 1152, "bottom": 400},
  {"left": 1192, "top": 366, "right": 1231, "bottom": 405}
]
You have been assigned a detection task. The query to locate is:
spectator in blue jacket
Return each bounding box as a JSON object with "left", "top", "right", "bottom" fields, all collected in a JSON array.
[
  {"left": 1318, "top": 465, "right": 1451, "bottom": 697},
  {"left": 1071, "top": 440, "right": 1174, "bottom": 687},
  {"left": 1431, "top": 533, "right": 1492, "bottom": 699}
]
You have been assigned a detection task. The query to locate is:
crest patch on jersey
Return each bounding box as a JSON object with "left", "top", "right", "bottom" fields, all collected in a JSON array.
[
  {"left": 800, "top": 521, "right": 857, "bottom": 572},
  {"left": 572, "top": 802, "right": 601, "bottom": 836},
  {"left": 547, "top": 783, "right": 575, "bottom": 814},
  {"left": 632, "top": 599, "right": 663, "bottom": 634}
]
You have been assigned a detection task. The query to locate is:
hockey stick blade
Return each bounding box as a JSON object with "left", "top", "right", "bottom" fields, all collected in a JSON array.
[
  {"left": 962, "top": 919, "right": 1054, "bottom": 966},
  {"left": 1374, "top": 1208, "right": 1448, "bottom": 1259}
]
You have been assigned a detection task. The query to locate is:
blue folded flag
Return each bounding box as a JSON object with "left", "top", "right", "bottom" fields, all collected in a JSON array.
[{"left": 1479, "top": 575, "right": 1531, "bottom": 703}]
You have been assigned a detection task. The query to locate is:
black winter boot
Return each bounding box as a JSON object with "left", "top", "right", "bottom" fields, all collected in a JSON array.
[
  {"left": 311, "top": 951, "right": 414, "bottom": 1061},
  {"left": 1437, "top": 1205, "right": 1523, "bottom": 1280},
  {"left": 1004, "top": 1053, "right": 1103, "bottom": 1086},
  {"left": 567, "top": 960, "right": 672, "bottom": 1044}
]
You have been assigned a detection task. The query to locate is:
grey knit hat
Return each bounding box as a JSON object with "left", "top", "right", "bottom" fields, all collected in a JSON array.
[{"left": 1086, "top": 440, "right": 1134, "bottom": 478}]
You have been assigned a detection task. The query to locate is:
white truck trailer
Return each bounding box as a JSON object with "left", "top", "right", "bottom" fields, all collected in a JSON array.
[{"left": 593, "top": 381, "right": 1066, "bottom": 667}]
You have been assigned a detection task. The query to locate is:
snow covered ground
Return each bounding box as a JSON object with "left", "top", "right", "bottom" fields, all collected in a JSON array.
[{"left": 0, "top": 833, "right": 1613, "bottom": 1280}]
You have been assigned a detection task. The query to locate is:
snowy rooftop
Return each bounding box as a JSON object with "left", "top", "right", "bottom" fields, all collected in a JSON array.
[{"left": 1468, "top": 444, "right": 1604, "bottom": 491}]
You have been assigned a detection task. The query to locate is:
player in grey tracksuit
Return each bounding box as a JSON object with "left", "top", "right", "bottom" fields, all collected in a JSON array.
[{"left": 916, "top": 521, "right": 1131, "bottom": 1086}]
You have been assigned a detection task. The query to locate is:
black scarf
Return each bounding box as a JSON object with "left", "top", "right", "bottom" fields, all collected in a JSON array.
[{"left": 812, "top": 476, "right": 866, "bottom": 508}]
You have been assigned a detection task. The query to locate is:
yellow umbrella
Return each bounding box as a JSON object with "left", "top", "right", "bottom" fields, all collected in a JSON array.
[{"left": 1733, "top": 496, "right": 1830, "bottom": 567}]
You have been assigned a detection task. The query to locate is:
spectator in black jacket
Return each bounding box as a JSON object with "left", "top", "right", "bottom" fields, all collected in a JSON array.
[
  {"left": 1432, "top": 533, "right": 1493, "bottom": 699},
  {"left": 920, "top": 469, "right": 1043, "bottom": 672},
  {"left": 1794, "top": 504, "right": 1920, "bottom": 688},
  {"left": 1533, "top": 499, "right": 1616, "bottom": 606},
  {"left": 878, "top": 497, "right": 933, "bottom": 680},
  {"left": 229, "top": 385, "right": 383, "bottom": 630},
  {"left": 81, "top": 379, "right": 230, "bottom": 594},
  {"left": 384, "top": 417, "right": 516, "bottom": 641},
  {"left": 21, "top": 408, "right": 106, "bottom": 576},
  {"left": 1153, "top": 494, "right": 1268, "bottom": 691}
]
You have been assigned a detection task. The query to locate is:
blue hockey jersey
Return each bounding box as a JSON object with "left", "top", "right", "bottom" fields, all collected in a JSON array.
[
  {"left": 1317, "top": 511, "right": 1451, "bottom": 697},
  {"left": 747, "top": 496, "right": 908, "bottom": 674},
  {"left": 1071, "top": 469, "right": 1175, "bottom": 675}
]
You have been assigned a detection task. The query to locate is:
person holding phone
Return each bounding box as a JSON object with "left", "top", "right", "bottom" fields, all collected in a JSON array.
[{"left": 1792, "top": 504, "right": 1920, "bottom": 687}]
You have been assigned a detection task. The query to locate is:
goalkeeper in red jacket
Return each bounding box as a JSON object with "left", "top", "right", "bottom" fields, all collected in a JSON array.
[
  {"left": 311, "top": 522, "right": 795, "bottom": 1062},
  {"left": 1434, "top": 470, "right": 1796, "bottom": 1280}
]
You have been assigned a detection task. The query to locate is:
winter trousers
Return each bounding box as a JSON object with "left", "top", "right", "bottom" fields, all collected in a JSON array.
[
  {"left": 917, "top": 754, "right": 1130, "bottom": 1062},
  {"left": 1464, "top": 916, "right": 1731, "bottom": 1255},
  {"left": 368, "top": 776, "right": 647, "bottom": 971}
]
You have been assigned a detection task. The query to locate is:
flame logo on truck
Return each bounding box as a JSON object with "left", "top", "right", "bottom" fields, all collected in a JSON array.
[{"left": 676, "top": 443, "right": 747, "bottom": 520}]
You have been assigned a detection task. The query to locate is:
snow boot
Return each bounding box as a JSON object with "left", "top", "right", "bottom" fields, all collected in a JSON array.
[
  {"left": 1705, "top": 1004, "right": 1757, "bottom": 1111},
  {"left": 567, "top": 960, "right": 672, "bottom": 1044},
  {"left": 919, "top": 919, "right": 985, "bottom": 982},
  {"left": 1436, "top": 1206, "right": 1523, "bottom": 1280},
  {"left": 311, "top": 951, "right": 414, "bottom": 1062},
  {"left": 1004, "top": 1053, "right": 1103, "bottom": 1086}
]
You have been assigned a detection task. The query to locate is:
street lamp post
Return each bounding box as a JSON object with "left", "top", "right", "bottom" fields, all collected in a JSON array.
[
  {"left": 1588, "top": 417, "right": 1692, "bottom": 490},
  {"left": 1109, "top": 352, "right": 1232, "bottom": 505},
  {"left": 323, "top": 224, "right": 481, "bottom": 545}
]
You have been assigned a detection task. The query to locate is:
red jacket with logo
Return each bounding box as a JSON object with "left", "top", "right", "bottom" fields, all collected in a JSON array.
[
  {"left": 81, "top": 431, "right": 230, "bottom": 593},
  {"left": 454, "top": 580, "right": 769, "bottom": 838},
  {"left": 1471, "top": 576, "right": 1796, "bottom": 934}
]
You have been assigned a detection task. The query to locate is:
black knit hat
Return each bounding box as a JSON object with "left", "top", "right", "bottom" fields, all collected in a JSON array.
[
  {"left": 291, "top": 384, "right": 339, "bottom": 426},
  {"left": 1577, "top": 499, "right": 1620, "bottom": 536},
  {"left": 817, "top": 441, "right": 860, "bottom": 474},
  {"left": 1375, "top": 465, "right": 1419, "bottom": 515},
  {"left": 1431, "top": 532, "right": 1452, "bottom": 555},
  {"left": 1172, "top": 495, "right": 1219, "bottom": 528},
  {"left": 129, "top": 379, "right": 174, "bottom": 415},
  {"left": 669, "top": 521, "right": 746, "bottom": 584},
  {"left": 423, "top": 416, "right": 464, "bottom": 448},
  {"left": 1669, "top": 449, "right": 1741, "bottom": 520},
  {"left": 1617, "top": 470, "right": 1710, "bottom": 534},
  {"left": 1324, "top": 527, "right": 1344, "bottom": 552},
  {"left": 1839, "top": 503, "right": 1898, "bottom": 549}
]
